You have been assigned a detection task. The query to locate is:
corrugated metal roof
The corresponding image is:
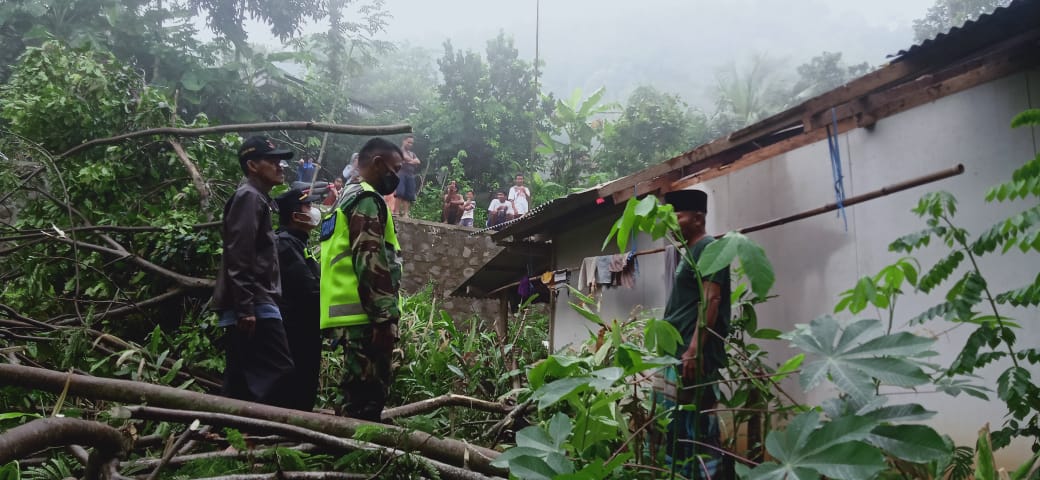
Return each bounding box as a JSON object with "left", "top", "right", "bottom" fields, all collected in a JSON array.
[
  {"left": 451, "top": 244, "right": 551, "bottom": 299},
  {"left": 892, "top": 0, "right": 1038, "bottom": 59}
]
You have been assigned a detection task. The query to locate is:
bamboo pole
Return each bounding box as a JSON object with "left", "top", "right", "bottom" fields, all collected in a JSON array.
[{"left": 738, "top": 164, "right": 964, "bottom": 234}]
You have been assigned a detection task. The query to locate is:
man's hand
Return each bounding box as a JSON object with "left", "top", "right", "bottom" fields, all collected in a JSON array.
[
  {"left": 681, "top": 346, "right": 698, "bottom": 383},
  {"left": 237, "top": 315, "right": 256, "bottom": 338},
  {"left": 371, "top": 323, "right": 397, "bottom": 352}
]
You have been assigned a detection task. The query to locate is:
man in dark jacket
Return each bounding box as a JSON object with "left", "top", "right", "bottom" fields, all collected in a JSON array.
[
  {"left": 211, "top": 135, "right": 295, "bottom": 406},
  {"left": 273, "top": 186, "right": 323, "bottom": 411}
]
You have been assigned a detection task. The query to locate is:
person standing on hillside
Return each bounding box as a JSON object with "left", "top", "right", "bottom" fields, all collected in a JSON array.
[
  {"left": 508, "top": 174, "right": 531, "bottom": 217},
  {"left": 394, "top": 135, "right": 420, "bottom": 217},
  {"left": 212, "top": 136, "right": 295, "bottom": 407},
  {"left": 460, "top": 191, "right": 476, "bottom": 227},
  {"left": 273, "top": 187, "right": 323, "bottom": 411},
  {"left": 658, "top": 189, "right": 730, "bottom": 479},
  {"left": 297, "top": 156, "right": 320, "bottom": 183},
  {"left": 442, "top": 180, "right": 464, "bottom": 225},
  {"left": 324, "top": 176, "right": 344, "bottom": 207},
  {"left": 487, "top": 191, "right": 514, "bottom": 228},
  {"left": 319, "top": 137, "right": 404, "bottom": 421}
]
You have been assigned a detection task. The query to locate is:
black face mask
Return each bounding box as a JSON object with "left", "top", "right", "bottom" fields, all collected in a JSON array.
[{"left": 374, "top": 167, "right": 400, "bottom": 195}]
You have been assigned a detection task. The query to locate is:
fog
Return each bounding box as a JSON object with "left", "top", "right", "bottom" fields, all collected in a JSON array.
[{"left": 231, "top": 0, "right": 936, "bottom": 107}]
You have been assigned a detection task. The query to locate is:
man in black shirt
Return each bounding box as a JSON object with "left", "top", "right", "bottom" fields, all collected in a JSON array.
[{"left": 661, "top": 189, "right": 730, "bottom": 478}]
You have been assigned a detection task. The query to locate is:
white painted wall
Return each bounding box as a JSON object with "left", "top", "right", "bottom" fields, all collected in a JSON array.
[
  {"left": 550, "top": 69, "right": 1040, "bottom": 463},
  {"left": 551, "top": 211, "right": 671, "bottom": 350}
]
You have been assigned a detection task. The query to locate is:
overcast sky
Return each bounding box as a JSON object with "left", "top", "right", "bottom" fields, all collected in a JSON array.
[{"left": 233, "top": 0, "right": 938, "bottom": 107}]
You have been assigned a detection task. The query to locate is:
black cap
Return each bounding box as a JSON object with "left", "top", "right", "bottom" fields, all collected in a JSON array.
[
  {"left": 238, "top": 135, "right": 294, "bottom": 162},
  {"left": 664, "top": 189, "right": 708, "bottom": 213},
  {"left": 275, "top": 187, "right": 321, "bottom": 214}
]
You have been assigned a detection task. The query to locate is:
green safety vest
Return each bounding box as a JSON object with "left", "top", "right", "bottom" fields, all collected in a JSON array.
[{"left": 318, "top": 181, "right": 400, "bottom": 329}]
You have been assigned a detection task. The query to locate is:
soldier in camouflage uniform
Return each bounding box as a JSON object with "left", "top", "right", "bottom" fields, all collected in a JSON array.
[{"left": 318, "top": 137, "right": 404, "bottom": 421}]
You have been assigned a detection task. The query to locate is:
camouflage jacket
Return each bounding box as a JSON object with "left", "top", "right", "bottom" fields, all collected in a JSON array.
[{"left": 341, "top": 184, "right": 402, "bottom": 324}]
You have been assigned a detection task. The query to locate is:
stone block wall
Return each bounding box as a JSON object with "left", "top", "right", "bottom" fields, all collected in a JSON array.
[{"left": 394, "top": 217, "right": 502, "bottom": 324}]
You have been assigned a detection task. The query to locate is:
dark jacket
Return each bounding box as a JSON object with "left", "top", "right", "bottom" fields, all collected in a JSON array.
[
  {"left": 275, "top": 227, "right": 321, "bottom": 411},
  {"left": 275, "top": 228, "right": 320, "bottom": 321},
  {"left": 211, "top": 178, "right": 281, "bottom": 317}
]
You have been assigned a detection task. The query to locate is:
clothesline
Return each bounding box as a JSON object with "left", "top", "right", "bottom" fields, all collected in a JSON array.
[{"left": 484, "top": 246, "right": 670, "bottom": 297}]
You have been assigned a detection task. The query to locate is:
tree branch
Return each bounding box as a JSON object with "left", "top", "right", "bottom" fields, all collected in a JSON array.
[
  {"left": 0, "top": 222, "right": 221, "bottom": 243},
  {"left": 190, "top": 473, "right": 370, "bottom": 480},
  {"left": 167, "top": 139, "right": 212, "bottom": 217},
  {"left": 381, "top": 394, "right": 514, "bottom": 420},
  {"left": 124, "top": 444, "right": 319, "bottom": 469},
  {"left": 50, "top": 236, "right": 214, "bottom": 289},
  {"left": 0, "top": 417, "right": 127, "bottom": 464},
  {"left": 60, "top": 122, "right": 412, "bottom": 159},
  {"left": 0, "top": 364, "right": 503, "bottom": 477}
]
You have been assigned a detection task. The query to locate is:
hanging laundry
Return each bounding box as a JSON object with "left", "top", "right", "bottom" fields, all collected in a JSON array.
[
  {"left": 594, "top": 256, "right": 613, "bottom": 285},
  {"left": 609, "top": 253, "right": 635, "bottom": 289},
  {"left": 664, "top": 245, "right": 680, "bottom": 298},
  {"left": 518, "top": 275, "right": 533, "bottom": 299},
  {"left": 577, "top": 257, "right": 598, "bottom": 293}
]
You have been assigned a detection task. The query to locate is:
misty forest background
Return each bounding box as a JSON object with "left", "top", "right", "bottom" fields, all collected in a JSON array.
[{"left": 0, "top": 0, "right": 1007, "bottom": 212}]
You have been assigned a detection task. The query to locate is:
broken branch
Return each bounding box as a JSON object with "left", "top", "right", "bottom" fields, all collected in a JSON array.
[
  {"left": 381, "top": 394, "right": 514, "bottom": 420},
  {"left": 60, "top": 122, "right": 412, "bottom": 159}
]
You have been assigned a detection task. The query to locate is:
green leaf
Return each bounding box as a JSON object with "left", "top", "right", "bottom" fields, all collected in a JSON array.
[
  {"left": 644, "top": 318, "right": 683, "bottom": 356},
  {"left": 860, "top": 403, "right": 935, "bottom": 423},
  {"left": 698, "top": 233, "right": 740, "bottom": 276},
  {"left": 546, "top": 413, "right": 573, "bottom": 448},
  {"left": 508, "top": 455, "right": 558, "bottom": 480},
  {"left": 752, "top": 328, "right": 782, "bottom": 340},
  {"left": 799, "top": 441, "right": 887, "bottom": 479},
  {"left": 568, "top": 302, "right": 602, "bottom": 326},
  {"left": 516, "top": 425, "right": 556, "bottom": 452},
  {"left": 772, "top": 353, "right": 804, "bottom": 381},
  {"left": 975, "top": 426, "right": 997, "bottom": 480},
  {"left": 1010, "top": 451, "right": 1040, "bottom": 480},
  {"left": 766, "top": 411, "right": 820, "bottom": 462},
  {"left": 1011, "top": 109, "right": 1040, "bottom": 128},
  {"left": 867, "top": 424, "right": 951, "bottom": 463},
  {"left": 0, "top": 461, "right": 19, "bottom": 480},
  {"left": 0, "top": 412, "right": 41, "bottom": 421},
  {"left": 790, "top": 316, "right": 934, "bottom": 403},
  {"left": 532, "top": 377, "right": 590, "bottom": 409}
]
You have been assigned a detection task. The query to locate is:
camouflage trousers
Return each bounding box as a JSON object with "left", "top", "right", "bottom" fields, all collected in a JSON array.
[{"left": 333, "top": 324, "right": 397, "bottom": 422}]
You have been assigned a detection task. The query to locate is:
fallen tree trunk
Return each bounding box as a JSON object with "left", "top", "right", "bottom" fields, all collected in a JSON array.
[
  {"left": 0, "top": 417, "right": 127, "bottom": 464},
  {"left": 0, "top": 364, "right": 503, "bottom": 477},
  {"left": 125, "top": 406, "right": 501, "bottom": 480},
  {"left": 381, "top": 394, "right": 514, "bottom": 420}
]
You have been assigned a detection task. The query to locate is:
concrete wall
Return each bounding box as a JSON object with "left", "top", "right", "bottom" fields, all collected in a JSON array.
[
  {"left": 394, "top": 217, "right": 502, "bottom": 323},
  {"left": 550, "top": 70, "right": 1040, "bottom": 462}
]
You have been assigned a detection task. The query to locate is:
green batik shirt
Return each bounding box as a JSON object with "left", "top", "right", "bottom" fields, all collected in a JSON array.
[{"left": 346, "top": 194, "right": 402, "bottom": 324}]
